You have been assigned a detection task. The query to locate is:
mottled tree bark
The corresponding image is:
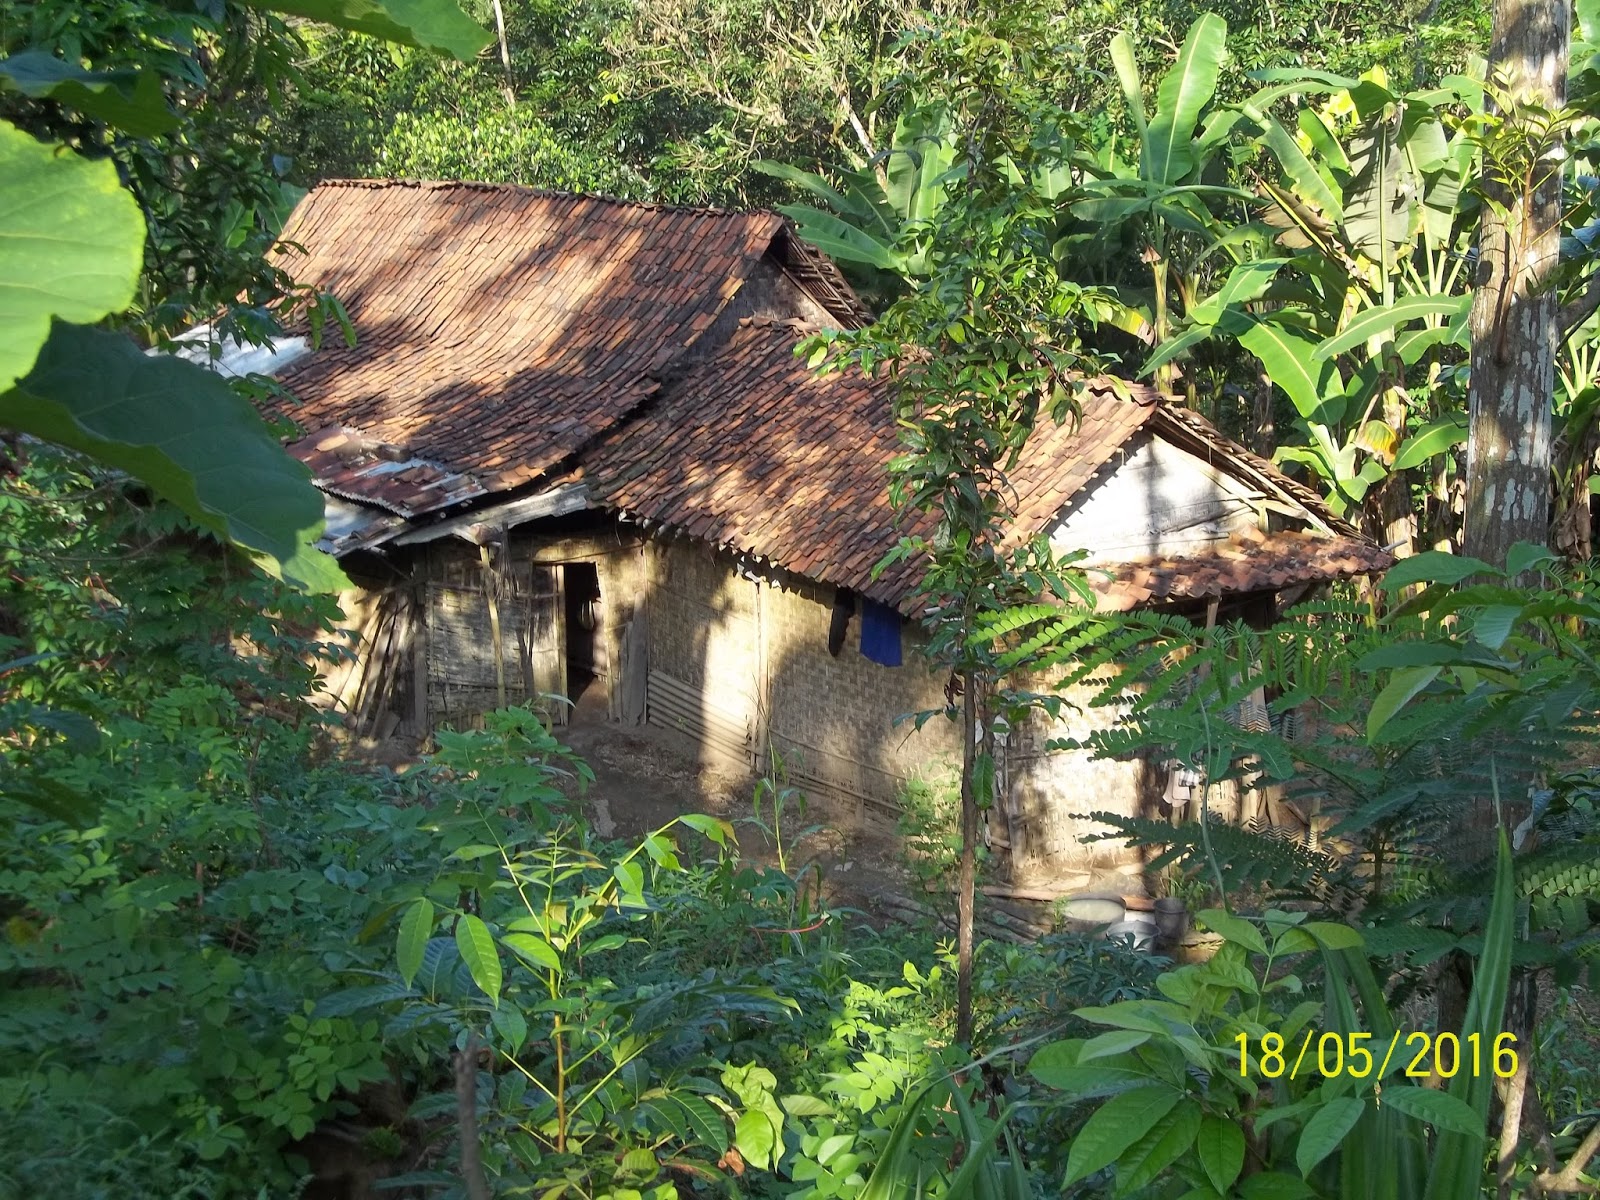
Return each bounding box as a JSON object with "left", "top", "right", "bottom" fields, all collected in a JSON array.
[{"left": 1463, "top": 0, "right": 1568, "bottom": 568}]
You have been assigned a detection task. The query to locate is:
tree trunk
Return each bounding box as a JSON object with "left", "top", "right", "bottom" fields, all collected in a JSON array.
[
  {"left": 490, "top": 0, "right": 516, "bottom": 106},
  {"left": 1462, "top": 0, "right": 1568, "bottom": 568},
  {"left": 956, "top": 668, "right": 979, "bottom": 1046}
]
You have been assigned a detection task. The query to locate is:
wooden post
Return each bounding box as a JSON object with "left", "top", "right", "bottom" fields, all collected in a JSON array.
[
  {"left": 478, "top": 542, "right": 507, "bottom": 711},
  {"left": 411, "top": 584, "right": 429, "bottom": 738}
]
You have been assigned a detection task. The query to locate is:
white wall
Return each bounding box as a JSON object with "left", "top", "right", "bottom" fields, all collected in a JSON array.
[{"left": 1049, "top": 432, "right": 1262, "bottom": 564}]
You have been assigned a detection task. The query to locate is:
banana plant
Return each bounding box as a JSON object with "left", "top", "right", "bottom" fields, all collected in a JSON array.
[
  {"left": 1062, "top": 14, "right": 1258, "bottom": 385},
  {"left": 1141, "top": 66, "right": 1482, "bottom": 549},
  {"left": 754, "top": 106, "right": 958, "bottom": 292}
]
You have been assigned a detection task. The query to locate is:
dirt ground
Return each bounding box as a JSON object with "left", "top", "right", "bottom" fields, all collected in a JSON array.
[{"left": 555, "top": 690, "right": 921, "bottom": 921}]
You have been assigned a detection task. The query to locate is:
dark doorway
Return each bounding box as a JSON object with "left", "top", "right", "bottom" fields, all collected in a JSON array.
[{"left": 562, "top": 562, "right": 603, "bottom": 707}]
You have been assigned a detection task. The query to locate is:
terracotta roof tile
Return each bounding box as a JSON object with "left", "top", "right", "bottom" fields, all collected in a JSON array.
[
  {"left": 267, "top": 180, "right": 864, "bottom": 514},
  {"left": 592, "top": 320, "right": 1392, "bottom": 613}
]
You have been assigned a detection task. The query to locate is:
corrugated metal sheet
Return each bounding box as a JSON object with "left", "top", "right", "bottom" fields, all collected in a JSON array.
[
  {"left": 294, "top": 426, "right": 487, "bottom": 518},
  {"left": 318, "top": 496, "right": 407, "bottom": 556}
]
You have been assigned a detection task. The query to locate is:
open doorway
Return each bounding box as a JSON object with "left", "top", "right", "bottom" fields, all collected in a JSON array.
[{"left": 562, "top": 561, "right": 604, "bottom": 711}]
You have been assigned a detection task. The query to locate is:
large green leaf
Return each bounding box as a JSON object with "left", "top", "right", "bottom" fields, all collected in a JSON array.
[
  {"left": 1, "top": 322, "right": 341, "bottom": 591},
  {"left": 454, "top": 914, "right": 502, "bottom": 1005},
  {"left": 0, "top": 121, "right": 144, "bottom": 391},
  {"left": 397, "top": 897, "right": 434, "bottom": 988},
  {"left": 1197, "top": 1115, "right": 1245, "bottom": 1193},
  {"left": 244, "top": 0, "right": 490, "bottom": 59},
  {"left": 1255, "top": 111, "right": 1344, "bottom": 222},
  {"left": 1210, "top": 258, "right": 1292, "bottom": 310},
  {"left": 0, "top": 52, "right": 177, "bottom": 137},
  {"left": 883, "top": 108, "right": 954, "bottom": 224},
  {"left": 1296, "top": 1096, "right": 1365, "bottom": 1175},
  {"left": 1312, "top": 296, "right": 1471, "bottom": 361},
  {"left": 754, "top": 160, "right": 858, "bottom": 219},
  {"left": 1392, "top": 415, "right": 1468, "bottom": 470},
  {"left": 1345, "top": 123, "right": 1414, "bottom": 266},
  {"left": 1109, "top": 33, "right": 1148, "bottom": 139},
  {"left": 1366, "top": 665, "right": 1442, "bottom": 741},
  {"left": 734, "top": 1109, "right": 779, "bottom": 1172},
  {"left": 777, "top": 205, "right": 899, "bottom": 270},
  {"left": 1140, "top": 323, "right": 1216, "bottom": 378},
  {"left": 1029, "top": 1040, "right": 1163, "bottom": 1101},
  {"left": 1142, "top": 13, "right": 1228, "bottom": 186},
  {"left": 1423, "top": 830, "right": 1516, "bottom": 1200},
  {"left": 1118, "top": 1098, "right": 1202, "bottom": 1192},
  {"left": 1382, "top": 1087, "right": 1483, "bottom": 1137},
  {"left": 1380, "top": 550, "right": 1495, "bottom": 591},
  {"left": 1063, "top": 1085, "right": 1181, "bottom": 1184},
  {"left": 1236, "top": 314, "right": 1342, "bottom": 422},
  {"left": 1297, "top": 109, "right": 1351, "bottom": 175}
]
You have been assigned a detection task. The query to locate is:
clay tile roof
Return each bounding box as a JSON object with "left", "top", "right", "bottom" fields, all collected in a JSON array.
[
  {"left": 266, "top": 180, "right": 862, "bottom": 513},
  {"left": 592, "top": 320, "right": 1392, "bottom": 613}
]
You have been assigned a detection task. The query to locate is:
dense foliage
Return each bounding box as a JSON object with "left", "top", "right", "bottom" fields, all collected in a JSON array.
[{"left": 6, "top": 0, "right": 1600, "bottom": 1196}]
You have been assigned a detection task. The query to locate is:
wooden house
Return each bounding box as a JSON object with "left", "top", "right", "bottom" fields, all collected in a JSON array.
[{"left": 242, "top": 179, "right": 1392, "bottom": 882}]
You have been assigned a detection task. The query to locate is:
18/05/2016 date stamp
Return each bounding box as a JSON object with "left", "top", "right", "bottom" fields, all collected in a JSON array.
[{"left": 1236, "top": 1031, "right": 1520, "bottom": 1080}]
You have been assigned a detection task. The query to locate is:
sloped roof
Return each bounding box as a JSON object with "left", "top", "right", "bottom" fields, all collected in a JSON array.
[
  {"left": 592, "top": 319, "right": 1392, "bottom": 612},
  {"left": 1090, "top": 527, "right": 1392, "bottom": 611},
  {"left": 269, "top": 179, "right": 865, "bottom": 513}
]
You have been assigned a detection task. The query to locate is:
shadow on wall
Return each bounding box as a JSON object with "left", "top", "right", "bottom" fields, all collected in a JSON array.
[{"left": 630, "top": 536, "right": 1177, "bottom": 886}]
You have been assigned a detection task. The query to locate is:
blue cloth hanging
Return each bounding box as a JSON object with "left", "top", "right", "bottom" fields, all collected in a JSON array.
[{"left": 859, "top": 599, "right": 902, "bottom": 667}]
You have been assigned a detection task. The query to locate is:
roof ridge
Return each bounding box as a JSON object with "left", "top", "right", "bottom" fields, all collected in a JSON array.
[{"left": 312, "top": 177, "right": 779, "bottom": 221}]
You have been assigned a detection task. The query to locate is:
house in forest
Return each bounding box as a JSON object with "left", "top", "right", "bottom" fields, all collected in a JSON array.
[{"left": 244, "top": 178, "right": 1392, "bottom": 883}]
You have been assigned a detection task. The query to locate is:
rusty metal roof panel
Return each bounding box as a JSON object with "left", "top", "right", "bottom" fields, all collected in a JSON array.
[{"left": 294, "top": 426, "right": 487, "bottom": 518}]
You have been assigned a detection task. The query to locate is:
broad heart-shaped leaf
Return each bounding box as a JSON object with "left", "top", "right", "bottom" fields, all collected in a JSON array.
[
  {"left": 1296, "top": 1096, "right": 1365, "bottom": 1175},
  {"left": 1504, "top": 541, "right": 1556, "bottom": 579},
  {"left": 1063, "top": 1085, "right": 1181, "bottom": 1184},
  {"left": 454, "top": 914, "right": 502, "bottom": 1006},
  {"left": 1117, "top": 1097, "right": 1202, "bottom": 1192},
  {"left": 397, "top": 898, "right": 434, "bottom": 988},
  {"left": 1312, "top": 295, "right": 1471, "bottom": 361},
  {"left": 1380, "top": 1086, "right": 1483, "bottom": 1136},
  {"left": 1393, "top": 414, "right": 1468, "bottom": 471},
  {"left": 0, "top": 122, "right": 143, "bottom": 391},
  {"left": 1197, "top": 1115, "right": 1245, "bottom": 1193},
  {"left": 0, "top": 53, "right": 177, "bottom": 137},
  {"left": 3, "top": 322, "right": 343, "bottom": 592},
  {"left": 244, "top": 0, "right": 490, "bottom": 59},
  {"left": 1142, "top": 13, "right": 1228, "bottom": 186}
]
